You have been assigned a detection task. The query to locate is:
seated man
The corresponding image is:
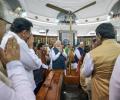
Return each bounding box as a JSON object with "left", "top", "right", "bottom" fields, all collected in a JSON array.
[{"left": 0, "top": 1, "right": 35, "bottom": 99}]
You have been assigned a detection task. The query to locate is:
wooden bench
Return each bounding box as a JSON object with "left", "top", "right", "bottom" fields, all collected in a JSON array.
[
  {"left": 64, "top": 69, "right": 80, "bottom": 85},
  {"left": 36, "top": 70, "right": 64, "bottom": 100}
]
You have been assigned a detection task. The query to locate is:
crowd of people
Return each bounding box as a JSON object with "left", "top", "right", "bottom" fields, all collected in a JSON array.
[{"left": 0, "top": 0, "right": 120, "bottom": 100}]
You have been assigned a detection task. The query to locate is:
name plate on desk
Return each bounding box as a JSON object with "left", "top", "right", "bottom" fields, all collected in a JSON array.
[{"left": 36, "top": 70, "right": 64, "bottom": 100}]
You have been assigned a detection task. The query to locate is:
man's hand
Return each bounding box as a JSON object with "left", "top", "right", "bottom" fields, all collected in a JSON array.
[
  {"left": 0, "top": 37, "right": 20, "bottom": 65},
  {"left": 57, "top": 47, "right": 62, "bottom": 53},
  {"left": 27, "top": 35, "right": 34, "bottom": 48}
]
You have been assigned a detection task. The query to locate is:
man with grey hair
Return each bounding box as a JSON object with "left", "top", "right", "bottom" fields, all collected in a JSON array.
[
  {"left": 0, "top": 1, "right": 35, "bottom": 100},
  {"left": 51, "top": 40, "right": 67, "bottom": 74}
]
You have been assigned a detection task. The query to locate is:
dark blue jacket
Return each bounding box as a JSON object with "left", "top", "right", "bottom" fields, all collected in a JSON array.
[
  {"left": 74, "top": 47, "right": 85, "bottom": 63},
  {"left": 52, "top": 47, "right": 66, "bottom": 69}
]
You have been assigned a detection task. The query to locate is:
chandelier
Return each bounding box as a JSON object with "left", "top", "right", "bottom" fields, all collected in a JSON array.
[{"left": 57, "top": 12, "right": 77, "bottom": 24}]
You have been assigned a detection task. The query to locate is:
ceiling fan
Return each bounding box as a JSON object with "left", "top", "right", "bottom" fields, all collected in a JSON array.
[
  {"left": 46, "top": 1, "right": 96, "bottom": 30},
  {"left": 46, "top": 1, "right": 96, "bottom": 19},
  {"left": 46, "top": 1, "right": 96, "bottom": 73}
]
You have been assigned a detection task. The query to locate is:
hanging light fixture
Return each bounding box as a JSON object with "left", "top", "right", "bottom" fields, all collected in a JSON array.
[{"left": 57, "top": 12, "right": 77, "bottom": 24}]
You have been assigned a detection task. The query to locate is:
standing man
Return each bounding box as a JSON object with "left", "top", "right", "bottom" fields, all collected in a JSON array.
[
  {"left": 74, "top": 41, "right": 85, "bottom": 71},
  {"left": 0, "top": 0, "right": 35, "bottom": 99},
  {"left": 51, "top": 40, "right": 67, "bottom": 71},
  {"left": 1, "top": 18, "right": 48, "bottom": 90},
  {"left": 81, "top": 23, "right": 120, "bottom": 100}
]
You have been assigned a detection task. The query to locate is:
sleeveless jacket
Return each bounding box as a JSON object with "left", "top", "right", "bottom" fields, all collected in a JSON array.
[
  {"left": 52, "top": 47, "right": 66, "bottom": 69},
  {"left": 90, "top": 39, "right": 120, "bottom": 100}
]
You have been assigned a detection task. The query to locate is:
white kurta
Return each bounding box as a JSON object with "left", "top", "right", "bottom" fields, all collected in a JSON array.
[
  {"left": 51, "top": 48, "right": 67, "bottom": 61},
  {"left": 73, "top": 48, "right": 82, "bottom": 69},
  {"left": 0, "top": 31, "right": 43, "bottom": 90},
  {"left": 109, "top": 55, "right": 120, "bottom": 100},
  {"left": 81, "top": 53, "right": 94, "bottom": 77},
  {"left": 0, "top": 61, "right": 35, "bottom": 100}
]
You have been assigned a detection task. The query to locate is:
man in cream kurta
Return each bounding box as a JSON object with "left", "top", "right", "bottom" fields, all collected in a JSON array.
[{"left": 81, "top": 23, "right": 120, "bottom": 100}]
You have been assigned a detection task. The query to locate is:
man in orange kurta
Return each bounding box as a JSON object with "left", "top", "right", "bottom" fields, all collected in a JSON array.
[{"left": 81, "top": 23, "right": 120, "bottom": 100}]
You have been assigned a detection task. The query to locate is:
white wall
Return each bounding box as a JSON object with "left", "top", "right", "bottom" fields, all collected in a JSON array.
[{"left": 32, "top": 22, "right": 98, "bottom": 37}]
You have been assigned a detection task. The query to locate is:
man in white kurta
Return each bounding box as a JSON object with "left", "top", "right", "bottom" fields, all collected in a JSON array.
[
  {"left": 0, "top": 60, "right": 36, "bottom": 100},
  {"left": 1, "top": 29, "right": 47, "bottom": 90},
  {"left": 73, "top": 42, "right": 84, "bottom": 69},
  {"left": 109, "top": 55, "right": 120, "bottom": 100},
  {"left": 0, "top": 1, "right": 35, "bottom": 99}
]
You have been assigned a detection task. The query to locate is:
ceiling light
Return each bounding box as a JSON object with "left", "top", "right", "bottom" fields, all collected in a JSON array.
[
  {"left": 27, "top": 18, "right": 57, "bottom": 25},
  {"left": 75, "top": 20, "right": 79, "bottom": 23},
  {"left": 96, "top": 18, "right": 99, "bottom": 21},
  {"left": 21, "top": 12, "right": 27, "bottom": 17},
  {"left": 55, "top": 19, "right": 59, "bottom": 23},
  {"left": 46, "top": 18, "right": 49, "bottom": 21},
  {"left": 39, "top": 30, "right": 46, "bottom": 33},
  {"left": 85, "top": 19, "right": 88, "bottom": 22},
  {"left": 77, "top": 20, "right": 110, "bottom": 26},
  {"left": 107, "top": 15, "right": 111, "bottom": 21},
  {"left": 110, "top": 11, "right": 114, "bottom": 15},
  {"left": 35, "top": 16, "right": 38, "bottom": 19},
  {"left": 15, "top": 7, "right": 21, "bottom": 12}
]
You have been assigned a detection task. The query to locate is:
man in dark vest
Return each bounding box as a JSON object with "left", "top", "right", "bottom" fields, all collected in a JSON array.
[
  {"left": 73, "top": 42, "right": 85, "bottom": 70},
  {"left": 51, "top": 40, "right": 67, "bottom": 73}
]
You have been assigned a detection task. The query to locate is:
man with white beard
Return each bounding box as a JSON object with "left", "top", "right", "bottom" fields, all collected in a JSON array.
[{"left": 51, "top": 40, "right": 67, "bottom": 74}]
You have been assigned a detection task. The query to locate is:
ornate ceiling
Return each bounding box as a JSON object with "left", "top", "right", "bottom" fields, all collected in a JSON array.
[
  {"left": 3, "top": 0, "right": 120, "bottom": 36},
  {"left": 18, "top": 0, "right": 118, "bottom": 24}
]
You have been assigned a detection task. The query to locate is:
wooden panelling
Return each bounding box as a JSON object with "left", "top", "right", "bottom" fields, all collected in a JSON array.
[
  {"left": 77, "top": 36, "right": 95, "bottom": 47},
  {"left": 33, "top": 35, "right": 58, "bottom": 46}
]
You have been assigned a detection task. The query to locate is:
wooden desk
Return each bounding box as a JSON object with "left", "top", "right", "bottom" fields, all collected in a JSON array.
[
  {"left": 36, "top": 70, "right": 63, "bottom": 100},
  {"left": 64, "top": 69, "right": 80, "bottom": 85}
]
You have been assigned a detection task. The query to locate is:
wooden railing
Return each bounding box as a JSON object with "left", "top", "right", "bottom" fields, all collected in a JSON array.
[{"left": 36, "top": 70, "right": 64, "bottom": 100}]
